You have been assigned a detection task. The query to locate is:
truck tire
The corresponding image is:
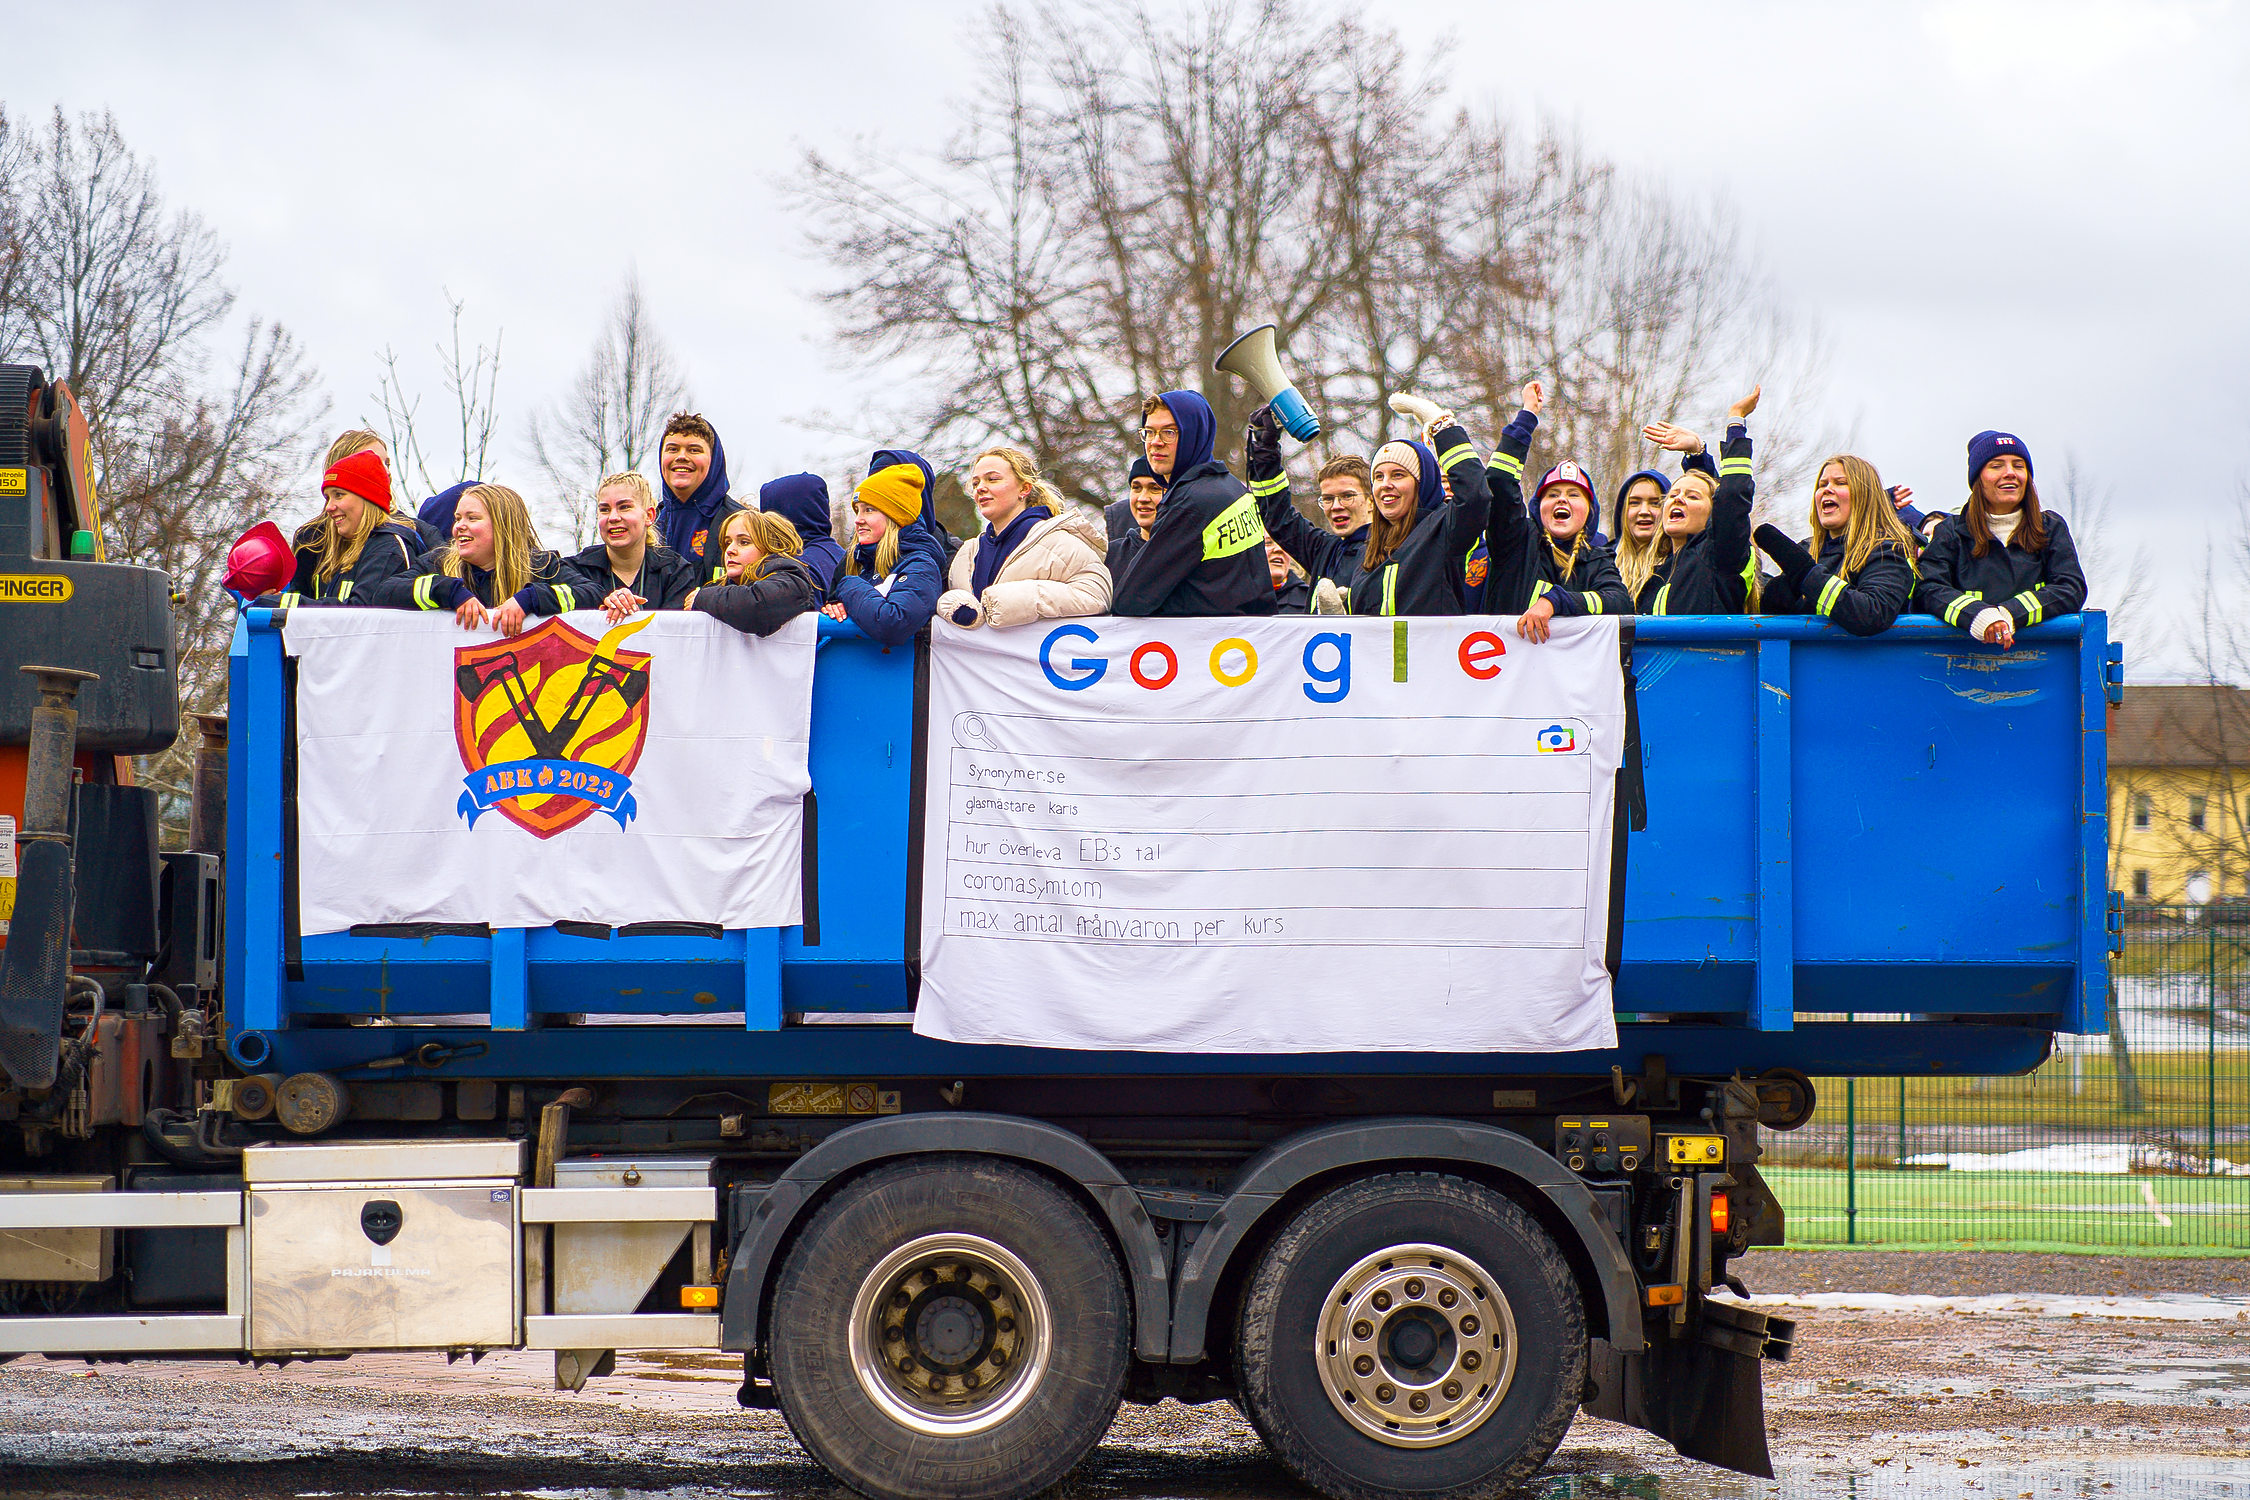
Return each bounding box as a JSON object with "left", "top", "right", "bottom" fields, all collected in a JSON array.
[
  {"left": 768, "top": 1154, "right": 1130, "bottom": 1500},
  {"left": 1235, "top": 1172, "right": 1585, "bottom": 1500}
]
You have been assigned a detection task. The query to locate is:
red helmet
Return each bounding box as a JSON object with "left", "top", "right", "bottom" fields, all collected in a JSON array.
[{"left": 224, "top": 521, "right": 295, "bottom": 599}]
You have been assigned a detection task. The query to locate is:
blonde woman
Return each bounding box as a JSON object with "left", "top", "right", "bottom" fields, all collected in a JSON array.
[
  {"left": 269, "top": 437, "right": 424, "bottom": 607},
  {"left": 1754, "top": 455, "right": 1919, "bottom": 636},
  {"left": 1634, "top": 387, "right": 1762, "bottom": 615},
  {"left": 821, "top": 459, "right": 946, "bottom": 645},
  {"left": 937, "top": 446, "right": 1110, "bottom": 629},
  {"left": 376, "top": 483, "right": 564, "bottom": 635},
  {"left": 689, "top": 509, "right": 821, "bottom": 637},
  {"left": 1612, "top": 469, "right": 1671, "bottom": 606},
  {"left": 550, "top": 471, "right": 701, "bottom": 622}
]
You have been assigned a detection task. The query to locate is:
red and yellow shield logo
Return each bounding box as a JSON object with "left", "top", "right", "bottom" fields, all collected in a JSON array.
[{"left": 452, "top": 616, "right": 654, "bottom": 839}]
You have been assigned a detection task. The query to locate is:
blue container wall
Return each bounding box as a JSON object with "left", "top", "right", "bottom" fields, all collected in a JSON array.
[{"left": 225, "top": 612, "right": 2113, "bottom": 1076}]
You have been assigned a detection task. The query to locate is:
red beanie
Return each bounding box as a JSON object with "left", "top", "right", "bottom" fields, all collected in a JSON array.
[{"left": 322, "top": 449, "right": 393, "bottom": 513}]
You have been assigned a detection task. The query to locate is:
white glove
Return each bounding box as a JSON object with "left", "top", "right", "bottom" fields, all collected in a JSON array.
[
  {"left": 936, "top": 589, "right": 986, "bottom": 628},
  {"left": 1310, "top": 578, "right": 1348, "bottom": 615},
  {"left": 1387, "top": 393, "right": 1448, "bottom": 429},
  {"left": 1968, "top": 605, "right": 2011, "bottom": 642}
]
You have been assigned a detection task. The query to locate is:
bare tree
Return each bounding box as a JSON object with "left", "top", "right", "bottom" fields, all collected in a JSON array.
[
  {"left": 0, "top": 108, "right": 323, "bottom": 839},
  {"left": 793, "top": 0, "right": 1823, "bottom": 509},
  {"left": 526, "top": 272, "right": 689, "bottom": 547},
  {"left": 372, "top": 291, "right": 503, "bottom": 506}
]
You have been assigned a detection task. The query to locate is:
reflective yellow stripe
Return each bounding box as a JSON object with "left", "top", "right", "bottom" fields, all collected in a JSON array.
[
  {"left": 1201, "top": 494, "right": 1266, "bottom": 561},
  {"left": 335, "top": 581, "right": 353, "bottom": 601},
  {"left": 1487, "top": 451, "right": 1525, "bottom": 480},
  {"left": 1531, "top": 579, "right": 1552, "bottom": 599},
  {"left": 1249, "top": 473, "right": 1288, "bottom": 497},
  {"left": 553, "top": 584, "right": 576, "bottom": 611},
  {"left": 1584, "top": 593, "right": 1603, "bottom": 615},
  {"left": 1653, "top": 583, "right": 1671, "bottom": 616},
  {"left": 1943, "top": 589, "right": 1983, "bottom": 627},
  {"left": 1436, "top": 442, "right": 1474, "bottom": 472},
  {"left": 1381, "top": 564, "right": 1398, "bottom": 616},
  {"left": 2015, "top": 590, "right": 2044, "bottom": 626},
  {"left": 278, "top": 591, "right": 301, "bottom": 609},
  {"left": 1814, "top": 575, "right": 1846, "bottom": 616},
  {"left": 1719, "top": 458, "right": 1754, "bottom": 477},
  {"left": 411, "top": 575, "right": 436, "bottom": 610}
]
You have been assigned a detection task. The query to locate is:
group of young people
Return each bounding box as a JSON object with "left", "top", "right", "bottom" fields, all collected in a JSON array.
[{"left": 256, "top": 385, "right": 2087, "bottom": 653}]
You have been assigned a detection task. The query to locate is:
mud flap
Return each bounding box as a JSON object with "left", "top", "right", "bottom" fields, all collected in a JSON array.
[{"left": 1585, "top": 1300, "right": 1795, "bottom": 1479}]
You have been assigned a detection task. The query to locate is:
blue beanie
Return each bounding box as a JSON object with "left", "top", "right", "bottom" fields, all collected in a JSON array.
[{"left": 1967, "top": 430, "right": 2032, "bottom": 484}]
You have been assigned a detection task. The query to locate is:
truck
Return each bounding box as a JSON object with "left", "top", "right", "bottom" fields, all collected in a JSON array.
[{"left": 0, "top": 360, "right": 2121, "bottom": 1500}]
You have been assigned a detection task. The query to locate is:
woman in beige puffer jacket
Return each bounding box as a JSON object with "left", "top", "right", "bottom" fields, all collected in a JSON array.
[{"left": 938, "top": 446, "right": 1113, "bottom": 628}]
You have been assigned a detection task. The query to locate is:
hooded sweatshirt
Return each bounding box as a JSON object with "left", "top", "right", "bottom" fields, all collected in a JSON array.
[
  {"left": 654, "top": 428, "right": 744, "bottom": 582},
  {"left": 416, "top": 482, "right": 477, "bottom": 553},
  {"left": 760, "top": 473, "right": 845, "bottom": 601},
  {"left": 1477, "top": 416, "right": 1632, "bottom": 616},
  {"left": 1110, "top": 391, "right": 1273, "bottom": 617},
  {"left": 831, "top": 521, "right": 947, "bottom": 646},
  {"left": 1345, "top": 423, "right": 1490, "bottom": 616},
  {"left": 868, "top": 448, "right": 961, "bottom": 569}
]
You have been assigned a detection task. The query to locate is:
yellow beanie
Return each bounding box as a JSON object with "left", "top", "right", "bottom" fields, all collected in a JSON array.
[{"left": 856, "top": 464, "right": 925, "bottom": 529}]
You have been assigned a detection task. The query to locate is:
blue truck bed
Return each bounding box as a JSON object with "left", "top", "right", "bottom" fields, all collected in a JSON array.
[{"left": 223, "top": 611, "right": 2118, "bottom": 1082}]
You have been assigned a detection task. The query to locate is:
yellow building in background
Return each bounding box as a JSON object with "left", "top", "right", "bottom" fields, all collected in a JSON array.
[{"left": 2108, "top": 684, "right": 2250, "bottom": 905}]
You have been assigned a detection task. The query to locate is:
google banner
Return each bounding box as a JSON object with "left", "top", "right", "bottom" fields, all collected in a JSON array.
[{"left": 915, "top": 614, "right": 1629, "bottom": 1053}]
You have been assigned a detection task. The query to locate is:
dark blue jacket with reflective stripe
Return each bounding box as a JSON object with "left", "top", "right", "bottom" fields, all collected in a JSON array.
[
  {"left": 1761, "top": 533, "right": 1916, "bottom": 636},
  {"left": 1914, "top": 511, "right": 2086, "bottom": 634}
]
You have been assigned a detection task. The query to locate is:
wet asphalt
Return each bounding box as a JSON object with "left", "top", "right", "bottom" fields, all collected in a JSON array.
[{"left": 0, "top": 1251, "right": 2243, "bottom": 1500}]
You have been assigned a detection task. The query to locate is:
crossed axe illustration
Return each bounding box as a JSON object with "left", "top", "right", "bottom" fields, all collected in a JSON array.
[{"left": 455, "top": 648, "right": 649, "bottom": 762}]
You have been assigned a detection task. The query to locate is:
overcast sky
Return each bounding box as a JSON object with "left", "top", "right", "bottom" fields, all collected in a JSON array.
[{"left": 16, "top": 0, "right": 2248, "bottom": 669}]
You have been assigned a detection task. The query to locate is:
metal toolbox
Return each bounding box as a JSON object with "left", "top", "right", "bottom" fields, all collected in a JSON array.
[
  {"left": 244, "top": 1140, "right": 522, "bottom": 1354},
  {"left": 547, "top": 1156, "right": 714, "bottom": 1316}
]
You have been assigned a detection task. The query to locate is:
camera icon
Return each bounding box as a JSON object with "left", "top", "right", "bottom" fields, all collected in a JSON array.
[{"left": 1535, "top": 723, "right": 1576, "bottom": 753}]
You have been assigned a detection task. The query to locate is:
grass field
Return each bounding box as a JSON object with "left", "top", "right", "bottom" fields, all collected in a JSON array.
[
  {"left": 1800, "top": 1049, "right": 2250, "bottom": 1133},
  {"left": 1764, "top": 1165, "right": 2250, "bottom": 1256}
]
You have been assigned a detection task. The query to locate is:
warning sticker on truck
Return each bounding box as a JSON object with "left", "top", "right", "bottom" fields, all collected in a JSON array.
[
  {"left": 0, "top": 469, "right": 24, "bottom": 495},
  {"left": 768, "top": 1082, "right": 903, "bottom": 1116}
]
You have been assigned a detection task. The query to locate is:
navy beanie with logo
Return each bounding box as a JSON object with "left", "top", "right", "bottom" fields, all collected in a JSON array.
[{"left": 1967, "top": 430, "right": 2032, "bottom": 484}]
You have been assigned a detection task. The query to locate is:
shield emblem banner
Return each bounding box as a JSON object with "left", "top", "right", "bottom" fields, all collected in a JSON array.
[{"left": 452, "top": 615, "right": 654, "bottom": 838}]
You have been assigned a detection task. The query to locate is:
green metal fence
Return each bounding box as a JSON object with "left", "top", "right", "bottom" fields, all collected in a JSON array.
[{"left": 1764, "top": 906, "right": 2250, "bottom": 1255}]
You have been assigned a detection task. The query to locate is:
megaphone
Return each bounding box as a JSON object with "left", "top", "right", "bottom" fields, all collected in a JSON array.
[{"left": 1214, "top": 323, "right": 1320, "bottom": 441}]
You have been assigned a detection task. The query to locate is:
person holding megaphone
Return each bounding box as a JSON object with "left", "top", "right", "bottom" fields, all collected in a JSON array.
[{"left": 1244, "top": 395, "right": 1490, "bottom": 616}]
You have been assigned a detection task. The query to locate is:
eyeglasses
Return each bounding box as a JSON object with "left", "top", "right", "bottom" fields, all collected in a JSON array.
[{"left": 1140, "top": 427, "right": 1178, "bottom": 442}]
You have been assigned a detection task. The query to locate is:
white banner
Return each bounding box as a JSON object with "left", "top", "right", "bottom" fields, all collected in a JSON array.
[
  {"left": 914, "top": 615, "right": 1626, "bottom": 1053},
  {"left": 284, "top": 610, "right": 814, "bottom": 935}
]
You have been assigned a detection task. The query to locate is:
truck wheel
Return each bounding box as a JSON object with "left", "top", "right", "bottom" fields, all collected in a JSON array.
[
  {"left": 769, "top": 1155, "right": 1130, "bottom": 1500},
  {"left": 1236, "top": 1173, "right": 1585, "bottom": 1500}
]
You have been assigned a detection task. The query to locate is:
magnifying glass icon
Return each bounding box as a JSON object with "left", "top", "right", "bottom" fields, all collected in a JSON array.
[{"left": 961, "top": 714, "right": 1001, "bottom": 751}]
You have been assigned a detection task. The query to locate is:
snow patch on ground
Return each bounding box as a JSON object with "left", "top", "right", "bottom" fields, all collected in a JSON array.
[{"left": 1715, "top": 1290, "right": 2250, "bottom": 1322}]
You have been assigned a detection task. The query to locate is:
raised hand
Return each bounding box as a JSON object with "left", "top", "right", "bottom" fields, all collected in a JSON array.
[
  {"left": 1244, "top": 404, "right": 1284, "bottom": 476},
  {"left": 1521, "top": 381, "right": 1545, "bottom": 417},
  {"left": 1890, "top": 484, "right": 1915, "bottom": 509},
  {"left": 1641, "top": 421, "right": 1704, "bottom": 455},
  {"left": 1728, "top": 384, "right": 1763, "bottom": 422}
]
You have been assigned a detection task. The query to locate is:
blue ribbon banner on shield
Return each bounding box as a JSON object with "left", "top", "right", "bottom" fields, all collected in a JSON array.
[{"left": 457, "top": 758, "right": 638, "bottom": 830}]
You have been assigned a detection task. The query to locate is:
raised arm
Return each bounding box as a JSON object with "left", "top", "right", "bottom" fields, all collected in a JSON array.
[
  {"left": 1244, "top": 405, "right": 1349, "bottom": 584},
  {"left": 1480, "top": 383, "right": 1544, "bottom": 615}
]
